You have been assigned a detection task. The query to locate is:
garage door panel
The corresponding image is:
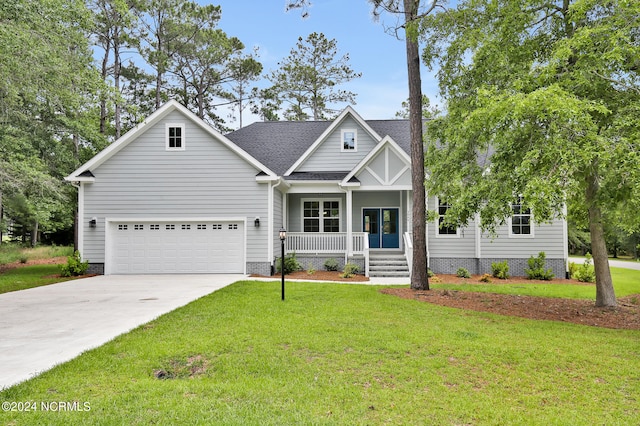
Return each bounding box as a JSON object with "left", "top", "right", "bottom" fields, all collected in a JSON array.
[{"left": 110, "top": 220, "right": 244, "bottom": 274}]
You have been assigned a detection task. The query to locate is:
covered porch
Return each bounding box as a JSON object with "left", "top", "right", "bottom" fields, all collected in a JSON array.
[{"left": 281, "top": 190, "right": 412, "bottom": 277}]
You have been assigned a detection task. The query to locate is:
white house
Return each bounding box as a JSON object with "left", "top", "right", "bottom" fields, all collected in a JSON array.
[{"left": 65, "top": 100, "right": 568, "bottom": 278}]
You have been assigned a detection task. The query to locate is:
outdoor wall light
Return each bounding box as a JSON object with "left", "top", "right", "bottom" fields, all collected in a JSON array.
[
  {"left": 89, "top": 217, "right": 97, "bottom": 228},
  {"left": 254, "top": 217, "right": 260, "bottom": 227}
]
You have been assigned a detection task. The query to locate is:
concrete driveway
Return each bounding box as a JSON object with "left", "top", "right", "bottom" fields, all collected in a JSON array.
[{"left": 0, "top": 274, "right": 242, "bottom": 390}]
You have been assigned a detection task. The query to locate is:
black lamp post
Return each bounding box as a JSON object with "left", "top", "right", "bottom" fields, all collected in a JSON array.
[{"left": 279, "top": 228, "right": 286, "bottom": 301}]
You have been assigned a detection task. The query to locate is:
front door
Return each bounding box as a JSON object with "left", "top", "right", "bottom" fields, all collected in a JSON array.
[{"left": 363, "top": 208, "right": 399, "bottom": 249}]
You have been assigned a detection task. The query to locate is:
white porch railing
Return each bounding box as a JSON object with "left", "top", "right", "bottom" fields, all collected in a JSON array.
[
  {"left": 403, "top": 231, "right": 431, "bottom": 279},
  {"left": 286, "top": 232, "right": 368, "bottom": 254},
  {"left": 286, "top": 232, "right": 370, "bottom": 276},
  {"left": 403, "top": 232, "right": 413, "bottom": 277}
]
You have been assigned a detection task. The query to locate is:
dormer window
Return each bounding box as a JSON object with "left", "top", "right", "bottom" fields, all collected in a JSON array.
[
  {"left": 166, "top": 123, "right": 185, "bottom": 151},
  {"left": 341, "top": 129, "right": 357, "bottom": 152}
]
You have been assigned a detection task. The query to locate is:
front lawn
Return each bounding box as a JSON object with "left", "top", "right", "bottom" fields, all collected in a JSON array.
[
  {"left": 1, "top": 281, "right": 638, "bottom": 425},
  {"left": 0, "top": 265, "right": 77, "bottom": 294}
]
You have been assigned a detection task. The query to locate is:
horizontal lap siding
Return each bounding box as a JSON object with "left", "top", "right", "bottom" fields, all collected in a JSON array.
[
  {"left": 83, "top": 110, "right": 268, "bottom": 264},
  {"left": 480, "top": 218, "right": 565, "bottom": 258},
  {"left": 287, "top": 193, "right": 346, "bottom": 232},
  {"left": 428, "top": 224, "right": 476, "bottom": 257},
  {"left": 298, "top": 117, "right": 377, "bottom": 172}
]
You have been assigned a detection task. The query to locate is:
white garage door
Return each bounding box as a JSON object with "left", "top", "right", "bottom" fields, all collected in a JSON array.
[{"left": 109, "top": 220, "right": 244, "bottom": 274}]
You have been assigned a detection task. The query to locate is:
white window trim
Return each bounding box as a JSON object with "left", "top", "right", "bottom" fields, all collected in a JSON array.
[
  {"left": 508, "top": 202, "right": 535, "bottom": 238},
  {"left": 166, "top": 123, "right": 186, "bottom": 151},
  {"left": 301, "top": 198, "right": 342, "bottom": 233},
  {"left": 341, "top": 129, "right": 357, "bottom": 152},
  {"left": 434, "top": 197, "right": 460, "bottom": 238}
]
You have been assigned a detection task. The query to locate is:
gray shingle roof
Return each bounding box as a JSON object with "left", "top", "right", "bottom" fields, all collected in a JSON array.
[{"left": 225, "top": 119, "right": 411, "bottom": 177}]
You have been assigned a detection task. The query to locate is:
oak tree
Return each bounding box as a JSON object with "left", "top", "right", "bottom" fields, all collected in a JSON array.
[{"left": 421, "top": 0, "right": 640, "bottom": 307}]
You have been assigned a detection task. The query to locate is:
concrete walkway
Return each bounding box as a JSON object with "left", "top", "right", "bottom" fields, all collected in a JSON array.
[{"left": 0, "top": 274, "right": 241, "bottom": 390}]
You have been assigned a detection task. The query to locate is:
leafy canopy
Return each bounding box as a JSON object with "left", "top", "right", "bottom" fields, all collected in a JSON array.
[{"left": 421, "top": 0, "right": 640, "bottom": 233}]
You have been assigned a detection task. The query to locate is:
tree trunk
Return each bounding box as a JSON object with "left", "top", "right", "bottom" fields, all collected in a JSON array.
[
  {"left": 405, "top": 0, "right": 429, "bottom": 290},
  {"left": 99, "top": 41, "right": 110, "bottom": 135},
  {"left": 586, "top": 170, "right": 616, "bottom": 307},
  {"left": 114, "top": 37, "right": 122, "bottom": 139},
  {"left": 31, "top": 221, "right": 38, "bottom": 247}
]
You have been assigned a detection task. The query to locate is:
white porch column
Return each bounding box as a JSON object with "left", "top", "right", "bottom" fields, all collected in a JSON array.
[{"left": 346, "top": 188, "right": 353, "bottom": 256}]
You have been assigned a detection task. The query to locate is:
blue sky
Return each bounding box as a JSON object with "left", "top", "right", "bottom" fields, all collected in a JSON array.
[{"left": 209, "top": 0, "right": 440, "bottom": 127}]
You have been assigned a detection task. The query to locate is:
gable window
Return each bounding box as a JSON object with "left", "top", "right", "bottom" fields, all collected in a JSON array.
[
  {"left": 341, "top": 129, "right": 357, "bottom": 152},
  {"left": 510, "top": 198, "right": 533, "bottom": 236},
  {"left": 166, "top": 123, "right": 185, "bottom": 151},
  {"left": 303, "top": 199, "right": 341, "bottom": 232},
  {"left": 437, "top": 199, "right": 458, "bottom": 236}
]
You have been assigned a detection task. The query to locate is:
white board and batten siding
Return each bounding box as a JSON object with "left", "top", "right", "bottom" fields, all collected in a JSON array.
[{"left": 82, "top": 109, "right": 269, "bottom": 273}]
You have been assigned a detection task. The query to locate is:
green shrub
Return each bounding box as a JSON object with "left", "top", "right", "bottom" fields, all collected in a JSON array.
[
  {"left": 19, "top": 256, "right": 28, "bottom": 264},
  {"left": 276, "top": 252, "right": 301, "bottom": 275},
  {"left": 341, "top": 263, "right": 359, "bottom": 278},
  {"left": 324, "top": 258, "right": 339, "bottom": 271},
  {"left": 491, "top": 260, "right": 510, "bottom": 279},
  {"left": 456, "top": 267, "right": 471, "bottom": 278},
  {"left": 568, "top": 261, "right": 578, "bottom": 279},
  {"left": 427, "top": 268, "right": 435, "bottom": 278},
  {"left": 525, "top": 252, "right": 554, "bottom": 280},
  {"left": 573, "top": 254, "right": 596, "bottom": 283},
  {"left": 59, "top": 250, "right": 89, "bottom": 277}
]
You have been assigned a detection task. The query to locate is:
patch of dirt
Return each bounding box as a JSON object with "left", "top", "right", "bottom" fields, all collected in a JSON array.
[
  {"left": 0, "top": 256, "right": 68, "bottom": 274},
  {"left": 381, "top": 277, "right": 640, "bottom": 330},
  {"left": 0, "top": 256, "right": 96, "bottom": 280}
]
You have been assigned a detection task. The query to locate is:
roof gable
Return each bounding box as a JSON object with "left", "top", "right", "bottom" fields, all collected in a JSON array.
[
  {"left": 342, "top": 136, "right": 412, "bottom": 187},
  {"left": 284, "top": 106, "right": 383, "bottom": 176},
  {"left": 66, "top": 100, "right": 276, "bottom": 181}
]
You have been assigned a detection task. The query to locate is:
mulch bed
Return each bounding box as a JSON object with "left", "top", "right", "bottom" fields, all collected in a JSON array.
[{"left": 381, "top": 283, "right": 640, "bottom": 330}]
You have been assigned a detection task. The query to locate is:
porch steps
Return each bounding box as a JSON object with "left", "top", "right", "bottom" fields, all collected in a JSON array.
[{"left": 369, "top": 252, "right": 410, "bottom": 278}]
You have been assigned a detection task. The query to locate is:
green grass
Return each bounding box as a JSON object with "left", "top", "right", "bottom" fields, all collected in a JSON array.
[
  {"left": 0, "top": 244, "right": 73, "bottom": 265},
  {"left": 0, "top": 265, "right": 77, "bottom": 294},
  {"left": 434, "top": 267, "right": 640, "bottom": 299},
  {"left": 1, "top": 281, "right": 638, "bottom": 425}
]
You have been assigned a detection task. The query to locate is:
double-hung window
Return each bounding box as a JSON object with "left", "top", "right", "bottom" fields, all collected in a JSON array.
[
  {"left": 437, "top": 199, "right": 458, "bottom": 236},
  {"left": 511, "top": 198, "right": 533, "bottom": 236},
  {"left": 303, "top": 200, "right": 340, "bottom": 232},
  {"left": 166, "top": 123, "right": 185, "bottom": 151}
]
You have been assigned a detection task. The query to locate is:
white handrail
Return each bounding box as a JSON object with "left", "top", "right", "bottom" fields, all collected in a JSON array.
[
  {"left": 403, "top": 232, "right": 413, "bottom": 277},
  {"left": 287, "top": 232, "right": 368, "bottom": 254}
]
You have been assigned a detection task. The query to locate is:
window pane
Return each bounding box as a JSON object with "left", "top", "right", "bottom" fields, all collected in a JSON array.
[
  {"left": 438, "top": 201, "right": 457, "bottom": 235},
  {"left": 343, "top": 131, "right": 355, "bottom": 149},
  {"left": 304, "top": 219, "right": 319, "bottom": 232},
  {"left": 324, "top": 218, "right": 339, "bottom": 232}
]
